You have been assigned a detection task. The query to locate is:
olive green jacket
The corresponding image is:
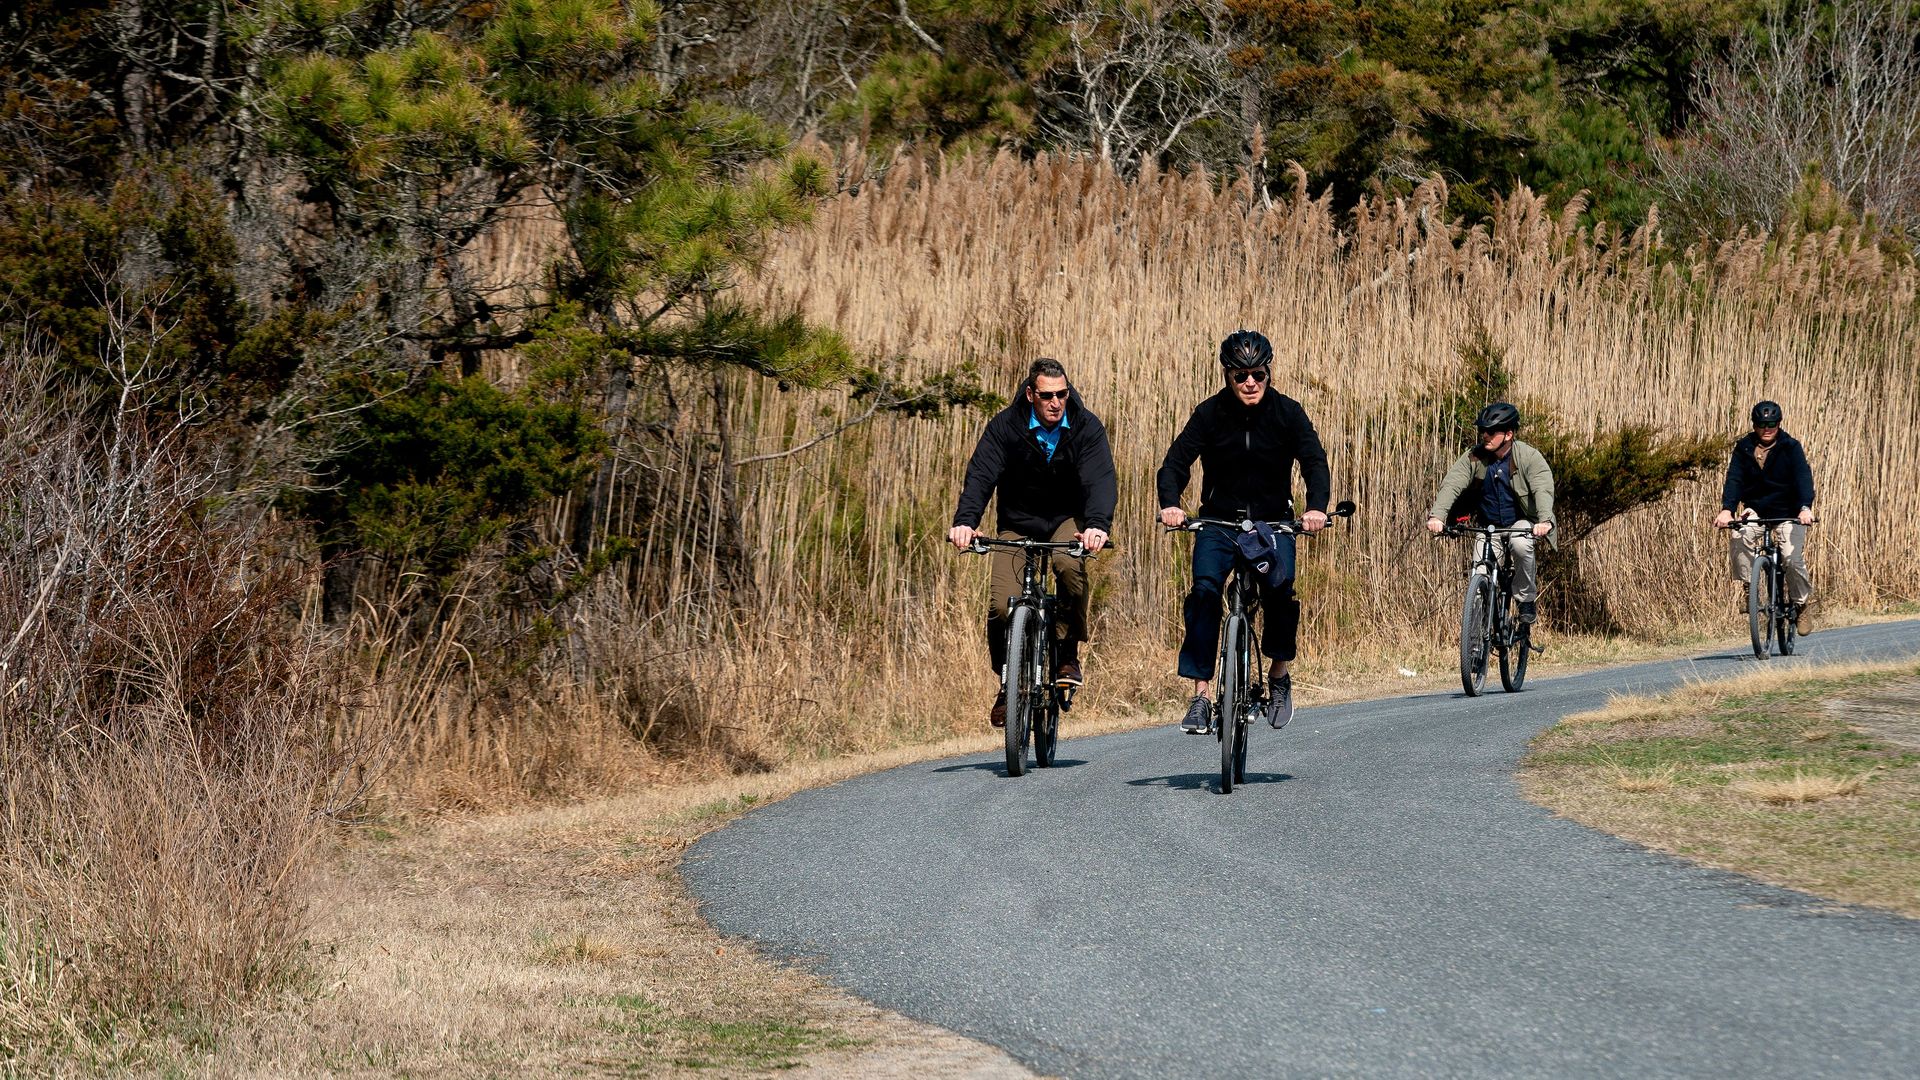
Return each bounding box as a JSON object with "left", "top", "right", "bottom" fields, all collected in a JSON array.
[{"left": 1426, "top": 439, "right": 1558, "bottom": 548}]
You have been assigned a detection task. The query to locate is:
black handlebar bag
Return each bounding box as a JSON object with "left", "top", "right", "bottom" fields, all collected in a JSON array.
[{"left": 1234, "top": 521, "right": 1296, "bottom": 589}]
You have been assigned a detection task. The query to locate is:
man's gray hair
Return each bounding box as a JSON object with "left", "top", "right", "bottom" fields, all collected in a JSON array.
[{"left": 1028, "top": 357, "right": 1067, "bottom": 382}]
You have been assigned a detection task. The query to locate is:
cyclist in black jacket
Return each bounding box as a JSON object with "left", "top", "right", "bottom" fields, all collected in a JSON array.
[
  {"left": 950, "top": 358, "right": 1118, "bottom": 727},
  {"left": 1157, "top": 331, "right": 1330, "bottom": 733},
  {"left": 1713, "top": 399, "right": 1817, "bottom": 634}
]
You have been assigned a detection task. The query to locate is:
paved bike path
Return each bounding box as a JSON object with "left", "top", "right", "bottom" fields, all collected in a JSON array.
[{"left": 686, "top": 621, "right": 1920, "bottom": 1078}]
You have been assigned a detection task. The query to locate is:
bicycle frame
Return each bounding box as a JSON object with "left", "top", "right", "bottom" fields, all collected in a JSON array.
[
  {"left": 1735, "top": 517, "right": 1808, "bottom": 659},
  {"left": 963, "top": 535, "right": 1093, "bottom": 776},
  {"left": 1443, "top": 523, "right": 1537, "bottom": 696}
]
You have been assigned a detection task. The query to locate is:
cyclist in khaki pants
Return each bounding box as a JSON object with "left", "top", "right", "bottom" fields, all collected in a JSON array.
[
  {"left": 949, "top": 358, "right": 1117, "bottom": 728},
  {"left": 1713, "top": 400, "right": 1816, "bottom": 634}
]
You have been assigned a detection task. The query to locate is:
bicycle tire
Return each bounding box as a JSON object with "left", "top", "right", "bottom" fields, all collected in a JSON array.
[
  {"left": 1499, "top": 594, "right": 1530, "bottom": 692},
  {"left": 1004, "top": 605, "right": 1035, "bottom": 776},
  {"left": 1219, "top": 614, "right": 1245, "bottom": 794},
  {"left": 1034, "top": 694, "right": 1059, "bottom": 767},
  {"left": 1748, "top": 557, "right": 1775, "bottom": 659},
  {"left": 1778, "top": 569, "right": 1797, "bottom": 657},
  {"left": 1460, "top": 574, "right": 1492, "bottom": 696}
]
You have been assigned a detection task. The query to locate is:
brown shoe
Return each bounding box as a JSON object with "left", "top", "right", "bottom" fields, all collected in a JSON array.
[
  {"left": 1054, "top": 659, "right": 1083, "bottom": 688},
  {"left": 989, "top": 690, "right": 1007, "bottom": 728},
  {"left": 1794, "top": 603, "right": 1814, "bottom": 636}
]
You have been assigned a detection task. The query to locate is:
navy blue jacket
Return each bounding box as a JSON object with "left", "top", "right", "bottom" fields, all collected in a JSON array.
[
  {"left": 1721, "top": 430, "right": 1815, "bottom": 519},
  {"left": 952, "top": 383, "right": 1118, "bottom": 538},
  {"left": 1156, "top": 388, "right": 1330, "bottom": 521}
]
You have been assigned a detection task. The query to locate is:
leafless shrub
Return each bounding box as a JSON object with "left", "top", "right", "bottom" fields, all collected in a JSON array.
[
  {"left": 0, "top": 308, "right": 356, "bottom": 1060},
  {"left": 1652, "top": 0, "right": 1920, "bottom": 239}
]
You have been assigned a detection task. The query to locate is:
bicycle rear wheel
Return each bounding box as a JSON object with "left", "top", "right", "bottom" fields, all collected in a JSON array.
[
  {"left": 1459, "top": 574, "right": 1492, "bottom": 696},
  {"left": 1003, "top": 606, "right": 1035, "bottom": 776},
  {"left": 1033, "top": 694, "right": 1059, "bottom": 767},
  {"left": 1218, "top": 615, "right": 1245, "bottom": 794},
  {"left": 1748, "top": 557, "right": 1775, "bottom": 659},
  {"left": 1499, "top": 595, "right": 1530, "bottom": 692}
]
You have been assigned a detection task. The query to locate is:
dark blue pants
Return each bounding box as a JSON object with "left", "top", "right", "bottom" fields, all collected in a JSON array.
[{"left": 1178, "top": 528, "right": 1299, "bottom": 680}]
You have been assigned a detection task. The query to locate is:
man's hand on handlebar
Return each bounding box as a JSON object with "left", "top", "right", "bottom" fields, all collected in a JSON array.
[
  {"left": 1798, "top": 508, "right": 1816, "bottom": 527},
  {"left": 1712, "top": 509, "right": 1735, "bottom": 530},
  {"left": 1426, "top": 516, "right": 1446, "bottom": 535},
  {"left": 1532, "top": 521, "right": 1553, "bottom": 539},
  {"left": 948, "top": 524, "right": 977, "bottom": 550},
  {"left": 1076, "top": 527, "right": 1109, "bottom": 554},
  {"left": 1301, "top": 510, "right": 1328, "bottom": 534},
  {"left": 1159, "top": 506, "right": 1186, "bottom": 529}
]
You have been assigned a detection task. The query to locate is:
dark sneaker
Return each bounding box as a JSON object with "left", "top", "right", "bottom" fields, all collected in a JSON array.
[
  {"left": 1180, "top": 694, "right": 1212, "bottom": 735},
  {"left": 1519, "top": 601, "right": 1538, "bottom": 624},
  {"left": 1054, "top": 659, "right": 1083, "bottom": 687},
  {"left": 1268, "top": 673, "right": 1295, "bottom": 730},
  {"left": 989, "top": 690, "right": 1007, "bottom": 728}
]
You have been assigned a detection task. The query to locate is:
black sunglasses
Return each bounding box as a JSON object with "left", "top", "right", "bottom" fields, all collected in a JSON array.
[
  {"left": 1228, "top": 368, "right": 1269, "bottom": 385},
  {"left": 1031, "top": 388, "right": 1070, "bottom": 401}
]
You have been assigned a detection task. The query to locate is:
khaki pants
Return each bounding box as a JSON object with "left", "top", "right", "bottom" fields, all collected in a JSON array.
[
  {"left": 1473, "top": 520, "right": 1538, "bottom": 603},
  {"left": 986, "top": 519, "right": 1090, "bottom": 675},
  {"left": 1730, "top": 516, "right": 1812, "bottom": 606}
]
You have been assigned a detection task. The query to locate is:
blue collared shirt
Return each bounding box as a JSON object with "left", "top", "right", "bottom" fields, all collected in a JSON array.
[{"left": 1029, "top": 408, "right": 1069, "bottom": 461}]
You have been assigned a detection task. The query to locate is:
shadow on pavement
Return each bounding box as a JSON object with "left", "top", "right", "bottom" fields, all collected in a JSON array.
[
  {"left": 1127, "top": 772, "right": 1293, "bottom": 790},
  {"left": 931, "top": 759, "right": 1090, "bottom": 774}
]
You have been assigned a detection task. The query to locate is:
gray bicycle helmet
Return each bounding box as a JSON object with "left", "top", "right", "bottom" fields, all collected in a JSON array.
[
  {"left": 1751, "top": 400, "right": 1783, "bottom": 425},
  {"left": 1219, "top": 330, "right": 1273, "bottom": 369},
  {"left": 1475, "top": 401, "right": 1520, "bottom": 432}
]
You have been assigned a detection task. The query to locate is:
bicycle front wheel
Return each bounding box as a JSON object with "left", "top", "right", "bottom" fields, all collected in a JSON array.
[
  {"left": 1460, "top": 574, "right": 1493, "bottom": 696},
  {"left": 1778, "top": 580, "right": 1798, "bottom": 657},
  {"left": 1004, "top": 605, "right": 1035, "bottom": 776},
  {"left": 1748, "top": 557, "right": 1775, "bottom": 659},
  {"left": 1218, "top": 615, "right": 1245, "bottom": 794}
]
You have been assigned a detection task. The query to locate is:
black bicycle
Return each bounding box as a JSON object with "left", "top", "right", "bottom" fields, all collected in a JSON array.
[
  {"left": 963, "top": 536, "right": 1097, "bottom": 776},
  {"left": 1729, "top": 516, "right": 1812, "bottom": 659},
  {"left": 1441, "top": 522, "right": 1545, "bottom": 696},
  {"left": 1168, "top": 500, "right": 1355, "bottom": 794}
]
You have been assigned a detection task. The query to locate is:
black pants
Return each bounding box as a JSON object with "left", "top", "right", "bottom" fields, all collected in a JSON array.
[{"left": 1177, "top": 527, "right": 1298, "bottom": 680}]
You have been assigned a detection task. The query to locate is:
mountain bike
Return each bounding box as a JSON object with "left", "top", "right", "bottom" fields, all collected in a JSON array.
[
  {"left": 1168, "top": 500, "right": 1355, "bottom": 794},
  {"left": 963, "top": 535, "right": 1098, "bottom": 776},
  {"left": 1441, "top": 522, "right": 1545, "bottom": 696},
  {"left": 1731, "top": 516, "right": 1813, "bottom": 659}
]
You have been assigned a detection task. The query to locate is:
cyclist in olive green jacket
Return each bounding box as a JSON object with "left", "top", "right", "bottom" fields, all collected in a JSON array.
[{"left": 1424, "top": 402, "right": 1556, "bottom": 623}]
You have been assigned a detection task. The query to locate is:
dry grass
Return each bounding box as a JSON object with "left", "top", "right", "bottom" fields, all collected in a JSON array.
[
  {"left": 183, "top": 737, "right": 1049, "bottom": 1078},
  {"left": 1524, "top": 658, "right": 1920, "bottom": 915},
  {"left": 1732, "top": 770, "right": 1868, "bottom": 803}
]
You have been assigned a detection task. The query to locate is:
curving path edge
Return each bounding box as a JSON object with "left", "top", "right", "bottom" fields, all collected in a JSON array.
[{"left": 687, "top": 621, "right": 1920, "bottom": 1078}]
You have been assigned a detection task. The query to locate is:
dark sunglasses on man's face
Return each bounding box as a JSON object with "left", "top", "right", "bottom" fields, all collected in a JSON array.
[
  {"left": 1032, "top": 388, "right": 1070, "bottom": 402},
  {"left": 1228, "top": 368, "right": 1269, "bottom": 385}
]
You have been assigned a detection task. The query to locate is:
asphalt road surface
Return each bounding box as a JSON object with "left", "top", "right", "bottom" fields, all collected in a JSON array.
[{"left": 686, "top": 620, "right": 1920, "bottom": 1077}]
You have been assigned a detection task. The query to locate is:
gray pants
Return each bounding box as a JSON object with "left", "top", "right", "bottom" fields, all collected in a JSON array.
[
  {"left": 1730, "top": 517, "right": 1812, "bottom": 605},
  {"left": 1474, "top": 520, "right": 1538, "bottom": 603}
]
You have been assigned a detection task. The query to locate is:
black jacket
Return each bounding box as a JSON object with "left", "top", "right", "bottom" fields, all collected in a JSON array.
[
  {"left": 951, "top": 383, "right": 1118, "bottom": 538},
  {"left": 1721, "top": 430, "right": 1815, "bottom": 519},
  {"left": 1156, "top": 387, "right": 1330, "bottom": 521}
]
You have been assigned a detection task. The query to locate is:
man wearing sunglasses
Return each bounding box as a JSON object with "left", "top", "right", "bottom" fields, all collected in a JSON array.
[
  {"left": 950, "top": 358, "right": 1118, "bottom": 728},
  {"left": 1157, "top": 330, "right": 1330, "bottom": 733},
  {"left": 1713, "top": 400, "right": 1816, "bottom": 634}
]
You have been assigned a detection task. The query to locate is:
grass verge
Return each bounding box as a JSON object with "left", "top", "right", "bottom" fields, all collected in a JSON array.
[{"left": 1521, "top": 658, "right": 1920, "bottom": 917}]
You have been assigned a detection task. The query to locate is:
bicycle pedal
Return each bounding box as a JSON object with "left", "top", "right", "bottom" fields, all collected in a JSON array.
[{"left": 1530, "top": 641, "right": 1547, "bottom": 654}]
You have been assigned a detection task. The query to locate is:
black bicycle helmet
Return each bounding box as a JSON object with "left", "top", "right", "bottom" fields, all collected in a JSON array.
[
  {"left": 1751, "top": 400, "right": 1783, "bottom": 425},
  {"left": 1219, "top": 330, "right": 1273, "bottom": 369},
  {"left": 1475, "top": 401, "right": 1520, "bottom": 432}
]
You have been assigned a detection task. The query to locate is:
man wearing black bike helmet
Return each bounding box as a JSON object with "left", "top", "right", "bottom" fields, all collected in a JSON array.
[
  {"left": 1425, "top": 401, "right": 1557, "bottom": 622},
  {"left": 951, "top": 358, "right": 1118, "bottom": 728},
  {"left": 1157, "top": 330, "right": 1330, "bottom": 734},
  {"left": 1714, "top": 400, "right": 1816, "bottom": 634}
]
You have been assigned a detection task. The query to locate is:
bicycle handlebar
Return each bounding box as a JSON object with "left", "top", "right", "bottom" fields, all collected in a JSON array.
[
  {"left": 1164, "top": 500, "right": 1357, "bottom": 537},
  {"left": 960, "top": 536, "right": 1100, "bottom": 559},
  {"left": 1439, "top": 523, "right": 1539, "bottom": 539},
  {"left": 1720, "top": 516, "right": 1819, "bottom": 528}
]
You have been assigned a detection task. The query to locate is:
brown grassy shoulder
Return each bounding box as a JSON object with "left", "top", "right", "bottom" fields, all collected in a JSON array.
[{"left": 1522, "top": 658, "right": 1920, "bottom": 917}]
